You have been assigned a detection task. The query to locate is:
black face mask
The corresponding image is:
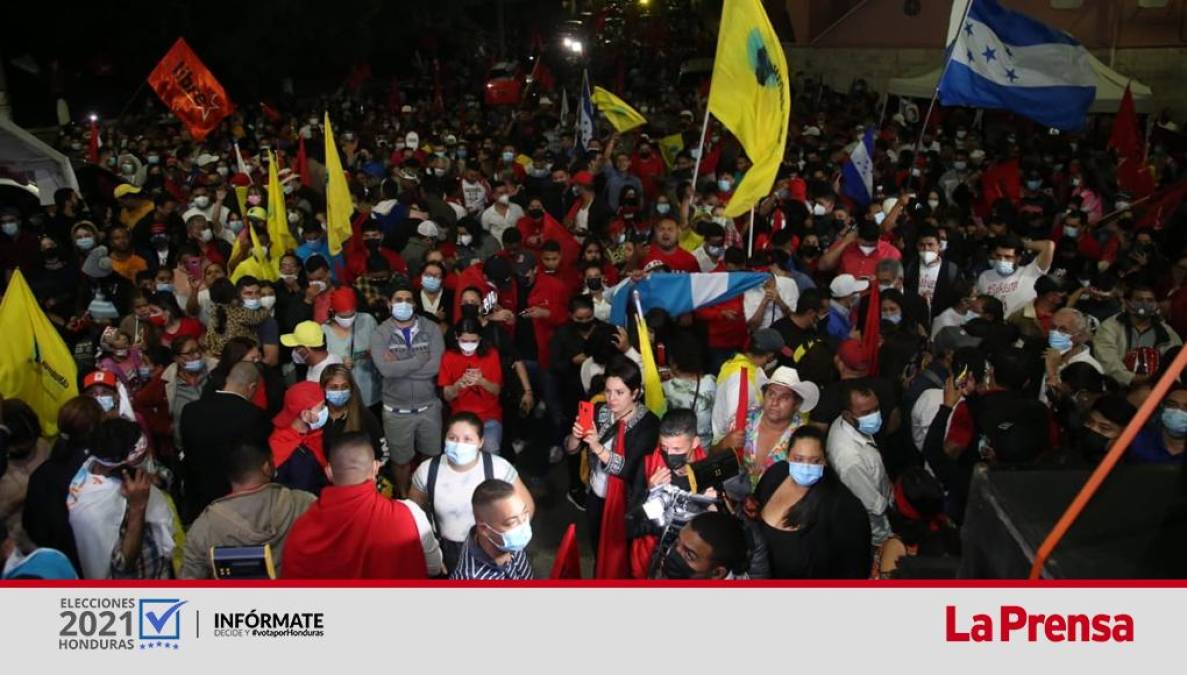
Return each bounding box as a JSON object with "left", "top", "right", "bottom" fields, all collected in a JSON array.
[
  {"left": 574, "top": 320, "right": 594, "bottom": 335},
  {"left": 662, "top": 547, "right": 696, "bottom": 580},
  {"left": 664, "top": 451, "right": 689, "bottom": 472},
  {"left": 586, "top": 278, "right": 603, "bottom": 292},
  {"left": 364, "top": 239, "right": 382, "bottom": 251},
  {"left": 461, "top": 304, "right": 480, "bottom": 320},
  {"left": 800, "top": 245, "right": 819, "bottom": 259},
  {"left": 528, "top": 208, "right": 545, "bottom": 219},
  {"left": 1077, "top": 429, "right": 1111, "bottom": 460}
]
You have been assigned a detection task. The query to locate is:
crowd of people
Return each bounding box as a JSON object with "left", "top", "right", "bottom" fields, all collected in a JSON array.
[{"left": 1, "top": 45, "right": 1186, "bottom": 582}]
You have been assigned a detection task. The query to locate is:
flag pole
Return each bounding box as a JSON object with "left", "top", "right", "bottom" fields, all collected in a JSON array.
[
  {"left": 747, "top": 207, "right": 756, "bottom": 259},
  {"left": 916, "top": 0, "right": 976, "bottom": 151},
  {"left": 689, "top": 106, "right": 712, "bottom": 192}
]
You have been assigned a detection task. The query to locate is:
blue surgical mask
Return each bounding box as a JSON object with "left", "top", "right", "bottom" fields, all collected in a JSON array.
[
  {"left": 1063, "top": 226, "right": 1080, "bottom": 238},
  {"left": 228, "top": 219, "right": 244, "bottom": 234},
  {"left": 501, "top": 151, "right": 515, "bottom": 163},
  {"left": 137, "top": 366, "right": 152, "bottom": 379},
  {"left": 444, "top": 440, "right": 480, "bottom": 465},
  {"left": 655, "top": 203, "right": 671, "bottom": 215},
  {"left": 1162, "top": 408, "right": 1187, "bottom": 438},
  {"left": 308, "top": 405, "right": 329, "bottom": 430},
  {"left": 76, "top": 236, "right": 96, "bottom": 251},
  {"left": 1026, "top": 179, "right": 1042, "bottom": 191},
  {"left": 883, "top": 313, "right": 902, "bottom": 325},
  {"left": 717, "top": 179, "right": 732, "bottom": 193},
  {"left": 1048, "top": 329, "right": 1074, "bottom": 353},
  {"left": 422, "top": 275, "right": 442, "bottom": 293},
  {"left": 856, "top": 410, "right": 883, "bottom": 435},
  {"left": 182, "top": 358, "right": 205, "bottom": 373},
  {"left": 963, "top": 310, "right": 981, "bottom": 324},
  {"left": 156, "top": 282, "right": 174, "bottom": 293},
  {"left": 1, "top": 221, "right": 18, "bottom": 237},
  {"left": 486, "top": 520, "right": 533, "bottom": 553},
  {"left": 788, "top": 461, "right": 824, "bottom": 487},
  {"left": 993, "top": 260, "right": 1015, "bottom": 276},
  {"left": 242, "top": 297, "right": 262, "bottom": 310},
  {"left": 392, "top": 301, "right": 414, "bottom": 322},
  {"left": 94, "top": 395, "right": 116, "bottom": 412},
  {"left": 325, "top": 389, "right": 352, "bottom": 407}
]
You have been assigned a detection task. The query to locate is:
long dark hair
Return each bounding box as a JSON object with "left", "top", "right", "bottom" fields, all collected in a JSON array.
[
  {"left": 448, "top": 317, "right": 489, "bottom": 356},
  {"left": 209, "top": 277, "right": 236, "bottom": 334},
  {"left": 213, "top": 336, "right": 259, "bottom": 380}
]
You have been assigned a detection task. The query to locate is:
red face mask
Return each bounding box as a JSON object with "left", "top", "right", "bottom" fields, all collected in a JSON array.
[{"left": 147, "top": 313, "right": 167, "bottom": 327}]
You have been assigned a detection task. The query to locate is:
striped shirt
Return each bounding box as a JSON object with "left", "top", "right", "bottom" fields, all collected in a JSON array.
[{"left": 449, "top": 531, "right": 534, "bottom": 581}]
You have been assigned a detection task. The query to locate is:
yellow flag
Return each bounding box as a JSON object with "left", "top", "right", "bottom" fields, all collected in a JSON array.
[
  {"left": 323, "top": 113, "right": 354, "bottom": 257},
  {"left": 0, "top": 270, "right": 78, "bottom": 435},
  {"left": 635, "top": 312, "right": 667, "bottom": 418},
  {"left": 590, "top": 86, "right": 648, "bottom": 133},
  {"left": 657, "top": 133, "right": 684, "bottom": 168},
  {"left": 267, "top": 150, "right": 298, "bottom": 255},
  {"left": 707, "top": 0, "right": 790, "bottom": 217}
]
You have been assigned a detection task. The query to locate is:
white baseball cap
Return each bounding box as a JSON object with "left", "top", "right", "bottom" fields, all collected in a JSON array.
[
  {"left": 416, "top": 220, "right": 440, "bottom": 238},
  {"left": 829, "top": 273, "right": 869, "bottom": 298}
]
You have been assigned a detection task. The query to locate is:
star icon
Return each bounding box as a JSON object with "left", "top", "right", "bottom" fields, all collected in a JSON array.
[
  {"left": 982, "top": 46, "right": 997, "bottom": 62},
  {"left": 1005, "top": 46, "right": 1014, "bottom": 58},
  {"left": 967, "top": 49, "right": 975, "bottom": 62},
  {"left": 172, "top": 644, "right": 180, "bottom": 650},
  {"left": 1005, "top": 68, "right": 1019, "bottom": 83},
  {"left": 964, "top": 22, "right": 974, "bottom": 36}
]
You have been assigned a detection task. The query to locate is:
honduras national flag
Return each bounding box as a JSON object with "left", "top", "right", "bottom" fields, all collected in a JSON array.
[
  {"left": 608, "top": 272, "right": 769, "bottom": 326},
  {"left": 939, "top": 0, "right": 1095, "bottom": 131},
  {"left": 842, "top": 129, "right": 875, "bottom": 207},
  {"left": 577, "top": 70, "right": 595, "bottom": 151}
]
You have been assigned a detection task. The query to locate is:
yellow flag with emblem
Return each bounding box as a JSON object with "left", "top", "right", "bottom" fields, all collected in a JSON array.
[
  {"left": 590, "top": 86, "right": 648, "bottom": 133},
  {"left": 707, "top": 0, "right": 790, "bottom": 217},
  {"left": 657, "top": 133, "right": 684, "bottom": 168},
  {"left": 0, "top": 270, "right": 78, "bottom": 435},
  {"left": 323, "top": 113, "right": 354, "bottom": 257},
  {"left": 632, "top": 293, "right": 667, "bottom": 418}
]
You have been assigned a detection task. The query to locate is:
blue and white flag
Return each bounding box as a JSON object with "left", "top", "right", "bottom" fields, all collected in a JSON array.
[
  {"left": 577, "top": 70, "right": 595, "bottom": 151},
  {"left": 608, "top": 272, "right": 769, "bottom": 326},
  {"left": 939, "top": 0, "right": 1095, "bottom": 131},
  {"left": 841, "top": 128, "right": 875, "bottom": 207}
]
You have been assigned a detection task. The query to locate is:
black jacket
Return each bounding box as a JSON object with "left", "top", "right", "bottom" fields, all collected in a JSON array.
[
  {"left": 22, "top": 444, "right": 88, "bottom": 574},
  {"left": 178, "top": 391, "right": 272, "bottom": 519},
  {"left": 903, "top": 256, "right": 963, "bottom": 322}
]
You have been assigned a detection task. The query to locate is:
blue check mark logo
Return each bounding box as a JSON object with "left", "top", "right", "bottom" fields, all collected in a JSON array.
[{"left": 139, "top": 599, "right": 187, "bottom": 640}]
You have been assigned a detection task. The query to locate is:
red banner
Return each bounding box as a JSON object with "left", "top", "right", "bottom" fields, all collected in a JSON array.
[{"left": 147, "top": 38, "right": 233, "bottom": 141}]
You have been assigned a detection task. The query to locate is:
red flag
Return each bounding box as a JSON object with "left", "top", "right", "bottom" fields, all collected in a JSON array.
[
  {"left": 1110, "top": 85, "right": 1155, "bottom": 198},
  {"left": 260, "top": 101, "right": 281, "bottom": 123},
  {"left": 1108, "top": 85, "right": 1142, "bottom": 161},
  {"left": 147, "top": 38, "right": 233, "bottom": 142},
  {"left": 549, "top": 524, "right": 582, "bottom": 579},
  {"left": 296, "top": 137, "right": 310, "bottom": 188},
  {"left": 735, "top": 367, "right": 749, "bottom": 435},
  {"left": 87, "top": 118, "right": 100, "bottom": 164},
  {"left": 432, "top": 60, "right": 445, "bottom": 114},
  {"left": 862, "top": 283, "right": 881, "bottom": 377},
  {"left": 1135, "top": 178, "right": 1187, "bottom": 230}
]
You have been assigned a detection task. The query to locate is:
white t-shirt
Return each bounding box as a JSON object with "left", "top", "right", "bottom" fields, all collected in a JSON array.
[
  {"left": 976, "top": 257, "right": 1048, "bottom": 316},
  {"left": 411, "top": 454, "right": 518, "bottom": 543},
  {"left": 931, "top": 307, "right": 966, "bottom": 339},
  {"left": 305, "top": 353, "right": 344, "bottom": 383},
  {"left": 918, "top": 260, "right": 941, "bottom": 306},
  {"left": 743, "top": 276, "right": 800, "bottom": 330},
  {"left": 910, "top": 388, "right": 946, "bottom": 453},
  {"left": 710, "top": 365, "right": 768, "bottom": 441},
  {"left": 693, "top": 246, "right": 718, "bottom": 273},
  {"left": 480, "top": 202, "right": 525, "bottom": 244},
  {"left": 461, "top": 180, "right": 488, "bottom": 214}
]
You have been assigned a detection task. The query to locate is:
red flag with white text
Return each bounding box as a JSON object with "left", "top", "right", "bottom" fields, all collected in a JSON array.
[{"left": 147, "top": 38, "right": 233, "bottom": 142}]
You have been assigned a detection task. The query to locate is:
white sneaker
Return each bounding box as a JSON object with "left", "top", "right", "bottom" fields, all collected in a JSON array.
[{"left": 549, "top": 445, "right": 565, "bottom": 464}]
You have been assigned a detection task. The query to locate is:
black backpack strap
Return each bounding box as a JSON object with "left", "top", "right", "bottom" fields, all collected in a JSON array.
[
  {"left": 482, "top": 451, "right": 494, "bottom": 481},
  {"left": 425, "top": 455, "right": 442, "bottom": 533}
]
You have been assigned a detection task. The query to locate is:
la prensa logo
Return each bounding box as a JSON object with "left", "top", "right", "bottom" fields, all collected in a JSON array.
[{"left": 137, "top": 599, "right": 187, "bottom": 650}]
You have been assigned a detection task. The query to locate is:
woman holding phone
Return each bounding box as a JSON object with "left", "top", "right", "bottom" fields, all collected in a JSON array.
[
  {"left": 565, "top": 356, "right": 660, "bottom": 578},
  {"left": 438, "top": 318, "right": 504, "bottom": 455}
]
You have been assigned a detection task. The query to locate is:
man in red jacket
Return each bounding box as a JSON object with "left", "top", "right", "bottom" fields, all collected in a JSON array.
[
  {"left": 282, "top": 432, "right": 444, "bottom": 579},
  {"left": 525, "top": 241, "right": 571, "bottom": 369},
  {"left": 643, "top": 217, "right": 700, "bottom": 273}
]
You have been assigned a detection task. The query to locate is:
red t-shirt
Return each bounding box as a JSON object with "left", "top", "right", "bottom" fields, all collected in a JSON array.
[
  {"left": 837, "top": 240, "right": 902, "bottom": 279},
  {"left": 643, "top": 245, "right": 700, "bottom": 274},
  {"left": 437, "top": 349, "right": 504, "bottom": 422},
  {"left": 695, "top": 296, "right": 748, "bottom": 350},
  {"left": 159, "top": 317, "right": 205, "bottom": 348}
]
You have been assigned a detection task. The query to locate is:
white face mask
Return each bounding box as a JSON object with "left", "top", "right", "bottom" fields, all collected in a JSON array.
[
  {"left": 921, "top": 250, "right": 939, "bottom": 265},
  {"left": 259, "top": 295, "right": 277, "bottom": 310},
  {"left": 873, "top": 212, "right": 886, "bottom": 225},
  {"left": 334, "top": 314, "right": 357, "bottom": 328},
  {"left": 812, "top": 203, "right": 827, "bottom": 217},
  {"left": 859, "top": 244, "right": 877, "bottom": 255},
  {"left": 458, "top": 340, "right": 480, "bottom": 355}
]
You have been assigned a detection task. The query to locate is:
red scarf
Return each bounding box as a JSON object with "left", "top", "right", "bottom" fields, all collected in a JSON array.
[
  {"left": 595, "top": 421, "right": 630, "bottom": 579},
  {"left": 269, "top": 426, "right": 326, "bottom": 470},
  {"left": 282, "top": 482, "right": 428, "bottom": 579},
  {"left": 629, "top": 445, "right": 708, "bottom": 578}
]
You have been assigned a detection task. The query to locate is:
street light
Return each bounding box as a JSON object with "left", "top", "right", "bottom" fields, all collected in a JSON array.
[{"left": 568, "top": 39, "right": 584, "bottom": 54}]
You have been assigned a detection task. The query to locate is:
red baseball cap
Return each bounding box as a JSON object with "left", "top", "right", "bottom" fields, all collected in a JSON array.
[
  {"left": 330, "top": 287, "right": 358, "bottom": 314},
  {"left": 836, "top": 339, "right": 870, "bottom": 372},
  {"left": 573, "top": 171, "right": 594, "bottom": 187},
  {"left": 273, "top": 381, "right": 326, "bottom": 429},
  {"left": 83, "top": 370, "right": 119, "bottom": 390}
]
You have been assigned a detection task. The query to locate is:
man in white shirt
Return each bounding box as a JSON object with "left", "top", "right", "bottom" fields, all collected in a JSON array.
[
  {"left": 1041, "top": 307, "right": 1104, "bottom": 405},
  {"left": 743, "top": 272, "right": 799, "bottom": 331},
  {"left": 710, "top": 329, "right": 784, "bottom": 441},
  {"left": 975, "top": 235, "right": 1055, "bottom": 315},
  {"left": 480, "top": 182, "right": 524, "bottom": 243},
  {"left": 826, "top": 385, "right": 892, "bottom": 545}
]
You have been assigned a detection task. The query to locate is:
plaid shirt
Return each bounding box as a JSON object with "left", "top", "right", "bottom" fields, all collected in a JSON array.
[{"left": 353, "top": 276, "right": 391, "bottom": 317}]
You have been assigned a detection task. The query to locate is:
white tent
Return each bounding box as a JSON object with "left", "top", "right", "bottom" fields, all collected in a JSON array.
[
  {"left": 886, "top": 53, "right": 1153, "bottom": 114},
  {"left": 0, "top": 116, "right": 79, "bottom": 205}
]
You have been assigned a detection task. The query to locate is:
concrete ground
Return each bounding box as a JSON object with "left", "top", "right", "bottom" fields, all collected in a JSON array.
[{"left": 522, "top": 461, "right": 597, "bottom": 579}]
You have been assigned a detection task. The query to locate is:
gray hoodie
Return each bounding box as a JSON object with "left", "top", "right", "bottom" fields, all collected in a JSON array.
[
  {"left": 181, "top": 483, "right": 316, "bottom": 579},
  {"left": 371, "top": 314, "right": 444, "bottom": 410}
]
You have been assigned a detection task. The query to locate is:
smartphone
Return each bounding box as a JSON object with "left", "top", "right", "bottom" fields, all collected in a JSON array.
[{"left": 578, "top": 401, "right": 595, "bottom": 434}]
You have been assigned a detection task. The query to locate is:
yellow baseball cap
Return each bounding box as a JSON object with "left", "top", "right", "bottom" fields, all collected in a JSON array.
[
  {"left": 280, "top": 321, "right": 325, "bottom": 348},
  {"left": 246, "top": 206, "right": 268, "bottom": 221},
  {"left": 113, "top": 183, "right": 142, "bottom": 199}
]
